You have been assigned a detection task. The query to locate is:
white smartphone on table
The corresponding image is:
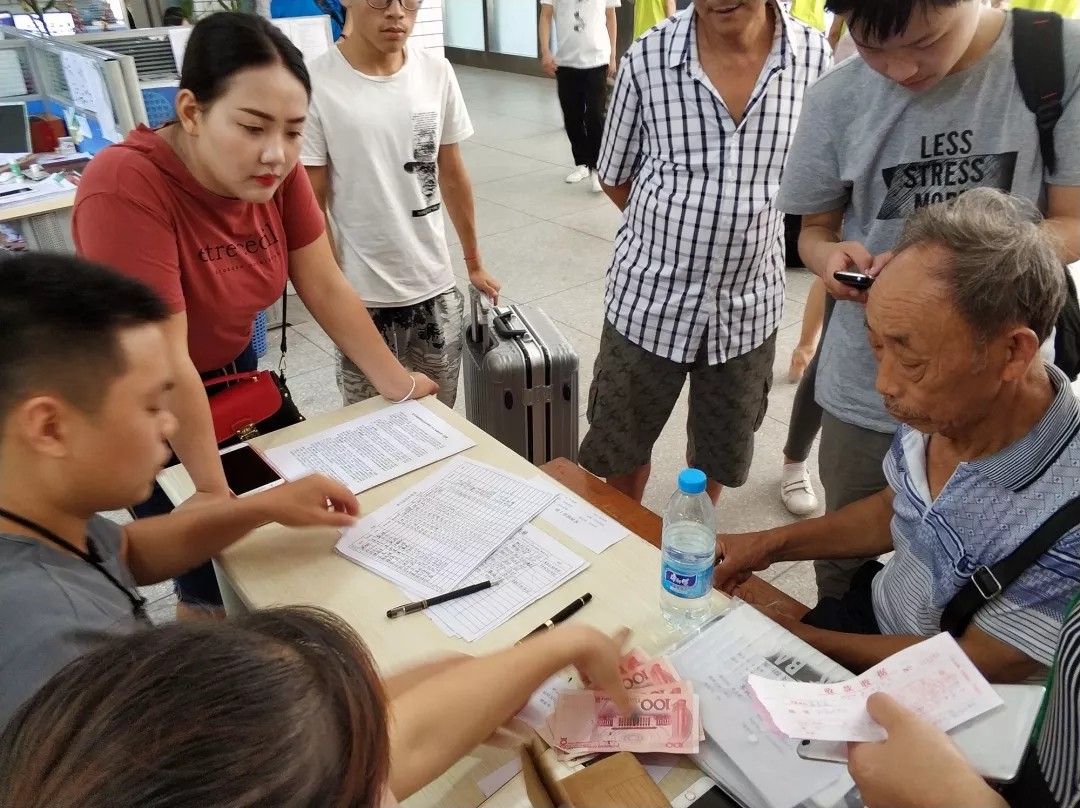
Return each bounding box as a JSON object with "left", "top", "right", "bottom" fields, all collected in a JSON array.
[{"left": 671, "top": 776, "right": 744, "bottom": 808}]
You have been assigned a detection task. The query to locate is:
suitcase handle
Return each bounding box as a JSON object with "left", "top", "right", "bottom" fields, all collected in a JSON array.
[
  {"left": 493, "top": 308, "right": 527, "bottom": 338},
  {"left": 468, "top": 286, "right": 493, "bottom": 345}
]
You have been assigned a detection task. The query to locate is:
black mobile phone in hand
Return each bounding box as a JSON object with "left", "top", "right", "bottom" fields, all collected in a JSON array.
[{"left": 833, "top": 270, "right": 874, "bottom": 290}]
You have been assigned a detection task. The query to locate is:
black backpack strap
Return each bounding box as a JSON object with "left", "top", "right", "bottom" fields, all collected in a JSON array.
[
  {"left": 1012, "top": 8, "right": 1065, "bottom": 177},
  {"left": 941, "top": 495, "right": 1080, "bottom": 637}
]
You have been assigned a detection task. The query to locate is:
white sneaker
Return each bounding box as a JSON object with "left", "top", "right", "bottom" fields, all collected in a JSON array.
[
  {"left": 565, "top": 165, "right": 590, "bottom": 184},
  {"left": 590, "top": 172, "right": 603, "bottom": 193},
  {"left": 781, "top": 461, "right": 819, "bottom": 517}
]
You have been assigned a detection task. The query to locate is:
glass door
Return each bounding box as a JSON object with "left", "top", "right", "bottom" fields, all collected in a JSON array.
[{"left": 445, "top": 0, "right": 544, "bottom": 76}]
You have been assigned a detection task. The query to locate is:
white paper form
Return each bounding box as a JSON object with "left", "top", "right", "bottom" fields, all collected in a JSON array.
[
  {"left": 60, "top": 52, "right": 119, "bottom": 143},
  {"left": 748, "top": 632, "right": 1003, "bottom": 743},
  {"left": 426, "top": 524, "right": 588, "bottom": 641},
  {"left": 272, "top": 17, "right": 332, "bottom": 64},
  {"left": 264, "top": 401, "right": 474, "bottom": 493},
  {"left": 669, "top": 606, "right": 852, "bottom": 808},
  {"left": 167, "top": 26, "right": 192, "bottom": 69},
  {"left": 335, "top": 458, "right": 556, "bottom": 596},
  {"left": 532, "top": 477, "right": 630, "bottom": 554}
]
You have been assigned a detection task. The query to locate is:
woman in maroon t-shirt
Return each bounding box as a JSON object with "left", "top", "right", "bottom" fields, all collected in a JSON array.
[{"left": 72, "top": 12, "right": 438, "bottom": 613}]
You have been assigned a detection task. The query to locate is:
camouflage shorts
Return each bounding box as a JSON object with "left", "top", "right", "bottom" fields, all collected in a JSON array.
[
  {"left": 338, "top": 287, "right": 464, "bottom": 408},
  {"left": 578, "top": 320, "right": 776, "bottom": 488}
]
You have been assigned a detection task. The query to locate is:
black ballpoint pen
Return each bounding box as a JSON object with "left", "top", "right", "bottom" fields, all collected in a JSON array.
[
  {"left": 519, "top": 593, "right": 593, "bottom": 642},
  {"left": 386, "top": 580, "right": 496, "bottom": 619}
]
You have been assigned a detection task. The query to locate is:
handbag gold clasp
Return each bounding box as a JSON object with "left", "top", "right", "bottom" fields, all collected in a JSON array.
[{"left": 236, "top": 424, "right": 260, "bottom": 441}]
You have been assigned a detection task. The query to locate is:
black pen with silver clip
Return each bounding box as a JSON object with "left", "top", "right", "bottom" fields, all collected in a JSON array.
[
  {"left": 518, "top": 592, "right": 593, "bottom": 643},
  {"left": 386, "top": 580, "right": 496, "bottom": 619}
]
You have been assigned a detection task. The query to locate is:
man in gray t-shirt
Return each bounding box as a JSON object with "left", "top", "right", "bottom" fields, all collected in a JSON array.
[
  {"left": 776, "top": 0, "right": 1080, "bottom": 598},
  {"left": 0, "top": 517, "right": 141, "bottom": 726}
]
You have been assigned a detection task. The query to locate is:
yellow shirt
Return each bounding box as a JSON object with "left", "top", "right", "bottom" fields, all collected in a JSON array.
[
  {"left": 634, "top": 0, "right": 668, "bottom": 37},
  {"left": 1010, "top": 0, "right": 1078, "bottom": 17},
  {"left": 789, "top": 0, "right": 828, "bottom": 31}
]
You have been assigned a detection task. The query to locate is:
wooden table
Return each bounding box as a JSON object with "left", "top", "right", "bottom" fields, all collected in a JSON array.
[
  {"left": 157, "top": 398, "right": 724, "bottom": 808},
  {"left": 540, "top": 458, "right": 810, "bottom": 620}
]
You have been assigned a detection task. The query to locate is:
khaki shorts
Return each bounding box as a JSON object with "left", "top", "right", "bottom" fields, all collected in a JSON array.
[
  {"left": 578, "top": 320, "right": 776, "bottom": 487},
  {"left": 338, "top": 287, "right": 464, "bottom": 409}
]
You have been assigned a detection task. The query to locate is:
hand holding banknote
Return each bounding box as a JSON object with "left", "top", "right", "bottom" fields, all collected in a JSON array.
[
  {"left": 553, "top": 624, "right": 633, "bottom": 717},
  {"left": 543, "top": 648, "right": 703, "bottom": 758}
]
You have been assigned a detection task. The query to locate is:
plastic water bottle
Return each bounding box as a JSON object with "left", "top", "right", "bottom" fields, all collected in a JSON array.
[{"left": 660, "top": 468, "right": 717, "bottom": 630}]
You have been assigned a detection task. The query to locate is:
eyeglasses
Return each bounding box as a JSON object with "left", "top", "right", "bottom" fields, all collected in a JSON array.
[{"left": 365, "top": 0, "right": 423, "bottom": 10}]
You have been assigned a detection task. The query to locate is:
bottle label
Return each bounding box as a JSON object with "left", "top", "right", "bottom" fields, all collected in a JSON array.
[{"left": 662, "top": 562, "right": 712, "bottom": 599}]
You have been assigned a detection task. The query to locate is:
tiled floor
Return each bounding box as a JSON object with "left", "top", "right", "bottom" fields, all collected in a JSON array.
[{"left": 247, "top": 64, "right": 825, "bottom": 610}]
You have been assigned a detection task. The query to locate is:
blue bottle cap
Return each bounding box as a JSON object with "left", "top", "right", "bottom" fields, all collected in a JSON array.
[{"left": 678, "top": 468, "right": 707, "bottom": 495}]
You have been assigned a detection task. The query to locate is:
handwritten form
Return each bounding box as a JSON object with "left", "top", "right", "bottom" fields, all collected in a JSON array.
[
  {"left": 669, "top": 605, "right": 852, "bottom": 808},
  {"left": 532, "top": 477, "right": 630, "bottom": 554},
  {"left": 749, "top": 632, "right": 1003, "bottom": 742},
  {"left": 426, "top": 524, "right": 588, "bottom": 641},
  {"left": 264, "top": 401, "right": 474, "bottom": 493},
  {"left": 335, "top": 458, "right": 556, "bottom": 596}
]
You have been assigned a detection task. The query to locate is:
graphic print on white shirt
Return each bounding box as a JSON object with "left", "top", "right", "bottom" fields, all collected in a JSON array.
[
  {"left": 541, "top": 0, "right": 621, "bottom": 69},
  {"left": 301, "top": 45, "right": 474, "bottom": 307},
  {"left": 406, "top": 111, "right": 440, "bottom": 217}
]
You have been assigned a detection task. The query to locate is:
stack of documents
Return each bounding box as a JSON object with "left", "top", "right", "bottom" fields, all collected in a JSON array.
[
  {"left": 425, "top": 524, "right": 588, "bottom": 641},
  {"left": 669, "top": 605, "right": 855, "bottom": 808},
  {"left": 335, "top": 457, "right": 589, "bottom": 641}
]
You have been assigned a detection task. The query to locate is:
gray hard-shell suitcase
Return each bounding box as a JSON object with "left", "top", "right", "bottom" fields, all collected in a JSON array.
[{"left": 463, "top": 287, "right": 579, "bottom": 465}]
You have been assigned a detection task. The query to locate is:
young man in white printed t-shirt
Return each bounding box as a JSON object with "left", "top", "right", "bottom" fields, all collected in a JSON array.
[
  {"left": 302, "top": 0, "right": 500, "bottom": 408},
  {"left": 539, "top": 0, "right": 620, "bottom": 192}
]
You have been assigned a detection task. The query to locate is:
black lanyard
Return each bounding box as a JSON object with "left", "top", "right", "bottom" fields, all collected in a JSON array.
[{"left": 0, "top": 507, "right": 148, "bottom": 621}]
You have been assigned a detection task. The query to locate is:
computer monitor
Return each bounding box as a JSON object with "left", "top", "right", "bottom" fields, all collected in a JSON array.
[
  {"left": 12, "top": 12, "right": 77, "bottom": 37},
  {"left": 0, "top": 102, "right": 32, "bottom": 155}
]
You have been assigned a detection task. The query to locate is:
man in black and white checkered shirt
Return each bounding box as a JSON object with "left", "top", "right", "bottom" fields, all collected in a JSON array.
[{"left": 579, "top": 0, "right": 832, "bottom": 504}]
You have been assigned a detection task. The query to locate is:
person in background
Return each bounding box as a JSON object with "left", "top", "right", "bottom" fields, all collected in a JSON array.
[
  {"left": 715, "top": 190, "right": 1080, "bottom": 684},
  {"left": 579, "top": 0, "right": 832, "bottom": 505},
  {"left": 848, "top": 599, "right": 1080, "bottom": 807},
  {"left": 774, "top": 0, "right": 1080, "bottom": 587},
  {"left": 0, "top": 606, "right": 631, "bottom": 807},
  {"left": 539, "top": 0, "right": 620, "bottom": 192},
  {"left": 630, "top": 0, "right": 676, "bottom": 37},
  {"left": 0, "top": 254, "right": 361, "bottom": 727},
  {"left": 72, "top": 13, "right": 437, "bottom": 619},
  {"left": 302, "top": 0, "right": 499, "bottom": 410},
  {"left": 161, "top": 6, "right": 189, "bottom": 24}
]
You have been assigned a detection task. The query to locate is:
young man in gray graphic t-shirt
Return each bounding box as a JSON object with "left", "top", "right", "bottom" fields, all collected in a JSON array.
[{"left": 776, "top": 0, "right": 1080, "bottom": 599}]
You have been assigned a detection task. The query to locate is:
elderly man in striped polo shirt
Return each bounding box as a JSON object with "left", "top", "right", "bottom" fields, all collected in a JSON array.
[
  {"left": 577, "top": 0, "right": 834, "bottom": 505},
  {"left": 715, "top": 189, "right": 1080, "bottom": 682}
]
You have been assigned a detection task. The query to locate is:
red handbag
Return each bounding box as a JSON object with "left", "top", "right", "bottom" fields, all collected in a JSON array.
[
  {"left": 204, "top": 294, "right": 305, "bottom": 446},
  {"left": 205, "top": 369, "right": 303, "bottom": 444}
]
